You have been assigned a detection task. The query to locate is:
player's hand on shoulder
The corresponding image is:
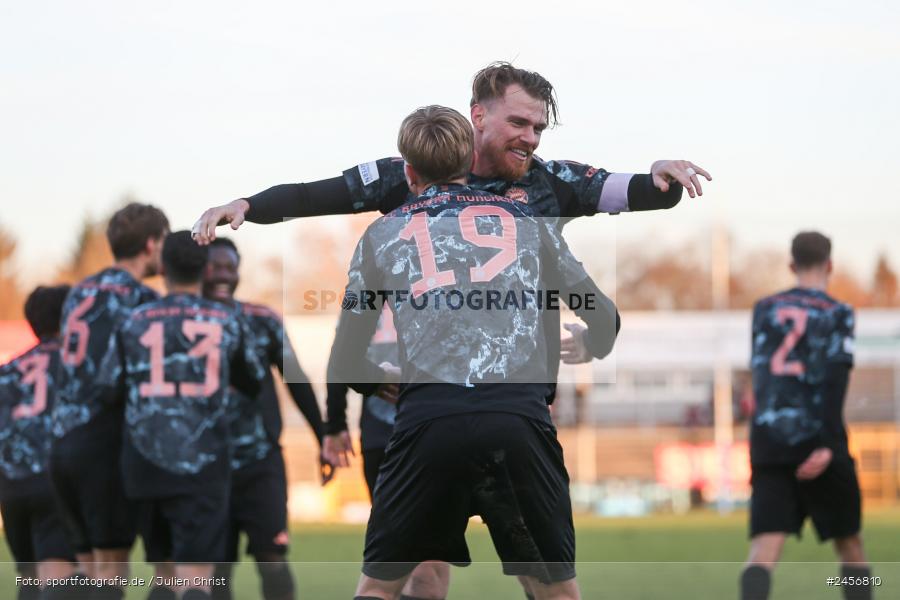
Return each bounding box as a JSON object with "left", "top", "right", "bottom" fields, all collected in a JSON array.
[
  {"left": 191, "top": 198, "right": 251, "bottom": 245},
  {"left": 323, "top": 430, "right": 354, "bottom": 469},
  {"left": 795, "top": 447, "right": 833, "bottom": 480},
  {"left": 650, "top": 160, "right": 712, "bottom": 198},
  {"left": 561, "top": 323, "right": 592, "bottom": 364}
]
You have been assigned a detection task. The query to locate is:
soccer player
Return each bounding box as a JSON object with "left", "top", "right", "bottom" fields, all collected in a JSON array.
[
  {"left": 201, "top": 236, "right": 332, "bottom": 600},
  {"left": 328, "top": 106, "right": 619, "bottom": 600},
  {"left": 191, "top": 61, "right": 709, "bottom": 387},
  {"left": 50, "top": 202, "right": 169, "bottom": 600},
  {"left": 102, "top": 231, "right": 265, "bottom": 600},
  {"left": 325, "top": 308, "right": 452, "bottom": 600},
  {"left": 324, "top": 306, "right": 398, "bottom": 498},
  {"left": 0, "top": 285, "right": 75, "bottom": 600},
  {"left": 192, "top": 62, "right": 711, "bottom": 246},
  {"left": 740, "top": 232, "right": 871, "bottom": 600}
]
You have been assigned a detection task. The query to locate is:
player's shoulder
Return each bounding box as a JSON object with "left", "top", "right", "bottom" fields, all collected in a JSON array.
[
  {"left": 2, "top": 342, "right": 42, "bottom": 370},
  {"left": 237, "top": 301, "right": 283, "bottom": 324},
  {"left": 73, "top": 267, "right": 158, "bottom": 301},
  {"left": 755, "top": 288, "right": 852, "bottom": 314},
  {"left": 532, "top": 156, "right": 604, "bottom": 182},
  {"left": 344, "top": 157, "right": 406, "bottom": 192}
]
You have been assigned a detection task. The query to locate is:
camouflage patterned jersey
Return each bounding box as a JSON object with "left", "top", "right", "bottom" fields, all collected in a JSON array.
[
  {"left": 325, "top": 305, "right": 398, "bottom": 450},
  {"left": 0, "top": 339, "right": 61, "bottom": 500},
  {"left": 106, "top": 293, "right": 264, "bottom": 496},
  {"left": 329, "top": 184, "right": 619, "bottom": 432},
  {"left": 53, "top": 267, "right": 159, "bottom": 440},
  {"left": 750, "top": 287, "right": 855, "bottom": 465},
  {"left": 343, "top": 156, "right": 641, "bottom": 219},
  {"left": 227, "top": 301, "right": 321, "bottom": 471}
]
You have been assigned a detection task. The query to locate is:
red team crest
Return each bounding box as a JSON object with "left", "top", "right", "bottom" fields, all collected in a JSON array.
[{"left": 505, "top": 187, "right": 528, "bottom": 204}]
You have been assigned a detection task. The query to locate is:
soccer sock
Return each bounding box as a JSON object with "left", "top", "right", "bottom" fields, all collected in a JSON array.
[
  {"left": 740, "top": 565, "right": 771, "bottom": 600},
  {"left": 259, "top": 562, "right": 294, "bottom": 600},
  {"left": 146, "top": 586, "right": 177, "bottom": 600},
  {"left": 181, "top": 590, "right": 212, "bottom": 600},
  {"left": 840, "top": 565, "right": 872, "bottom": 600}
]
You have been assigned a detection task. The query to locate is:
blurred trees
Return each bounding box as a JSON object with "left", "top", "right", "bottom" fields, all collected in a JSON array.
[
  {"left": 615, "top": 238, "right": 898, "bottom": 310},
  {"left": 55, "top": 215, "right": 114, "bottom": 284},
  {"left": 0, "top": 224, "right": 22, "bottom": 319},
  {"left": 871, "top": 254, "right": 898, "bottom": 307}
]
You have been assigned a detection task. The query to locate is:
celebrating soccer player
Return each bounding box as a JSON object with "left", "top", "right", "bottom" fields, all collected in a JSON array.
[
  {"left": 1, "top": 285, "right": 76, "bottom": 600},
  {"left": 324, "top": 306, "right": 453, "bottom": 599},
  {"left": 328, "top": 105, "right": 619, "bottom": 600},
  {"left": 50, "top": 203, "right": 169, "bottom": 600},
  {"left": 740, "top": 232, "right": 871, "bottom": 600},
  {"left": 201, "top": 237, "right": 332, "bottom": 600},
  {"left": 100, "top": 231, "right": 265, "bottom": 600},
  {"left": 192, "top": 62, "right": 710, "bottom": 246}
]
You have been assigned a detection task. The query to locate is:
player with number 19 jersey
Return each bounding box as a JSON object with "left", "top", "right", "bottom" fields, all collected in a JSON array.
[
  {"left": 750, "top": 287, "right": 855, "bottom": 466},
  {"left": 330, "top": 183, "right": 619, "bottom": 429},
  {"left": 329, "top": 183, "right": 619, "bottom": 585}
]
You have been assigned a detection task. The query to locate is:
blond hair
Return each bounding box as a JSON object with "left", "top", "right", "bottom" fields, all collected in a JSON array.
[
  {"left": 397, "top": 105, "right": 474, "bottom": 185},
  {"left": 471, "top": 62, "right": 559, "bottom": 127}
]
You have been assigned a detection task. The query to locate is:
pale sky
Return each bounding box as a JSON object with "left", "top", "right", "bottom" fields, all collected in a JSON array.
[{"left": 2, "top": 0, "right": 899, "bottom": 287}]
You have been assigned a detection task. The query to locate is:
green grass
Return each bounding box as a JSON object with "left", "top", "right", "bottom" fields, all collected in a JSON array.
[{"left": 3, "top": 508, "right": 899, "bottom": 598}]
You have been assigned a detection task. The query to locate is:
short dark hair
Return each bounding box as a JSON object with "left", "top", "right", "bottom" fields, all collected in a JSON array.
[
  {"left": 470, "top": 62, "right": 559, "bottom": 127},
  {"left": 162, "top": 231, "right": 209, "bottom": 284},
  {"left": 107, "top": 203, "right": 170, "bottom": 260},
  {"left": 398, "top": 105, "right": 474, "bottom": 184},
  {"left": 24, "top": 285, "right": 71, "bottom": 338},
  {"left": 209, "top": 237, "right": 241, "bottom": 261},
  {"left": 791, "top": 231, "right": 832, "bottom": 269}
]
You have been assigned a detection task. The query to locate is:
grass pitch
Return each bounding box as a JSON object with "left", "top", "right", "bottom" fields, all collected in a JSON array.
[{"left": 3, "top": 507, "right": 899, "bottom": 598}]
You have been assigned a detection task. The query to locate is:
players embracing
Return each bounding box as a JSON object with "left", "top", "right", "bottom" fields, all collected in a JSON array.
[{"left": 327, "top": 105, "right": 619, "bottom": 600}]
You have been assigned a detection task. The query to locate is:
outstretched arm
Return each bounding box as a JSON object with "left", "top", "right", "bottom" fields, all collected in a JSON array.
[
  {"left": 279, "top": 341, "right": 324, "bottom": 445},
  {"left": 192, "top": 158, "right": 410, "bottom": 244}
]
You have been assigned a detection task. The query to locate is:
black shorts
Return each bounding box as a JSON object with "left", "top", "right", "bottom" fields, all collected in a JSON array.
[
  {"left": 362, "top": 447, "right": 386, "bottom": 500},
  {"left": 140, "top": 488, "right": 230, "bottom": 564},
  {"left": 1, "top": 485, "right": 76, "bottom": 570},
  {"left": 224, "top": 449, "right": 289, "bottom": 562},
  {"left": 363, "top": 413, "right": 574, "bottom": 585},
  {"left": 49, "top": 432, "right": 137, "bottom": 551},
  {"left": 750, "top": 456, "right": 861, "bottom": 542}
]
